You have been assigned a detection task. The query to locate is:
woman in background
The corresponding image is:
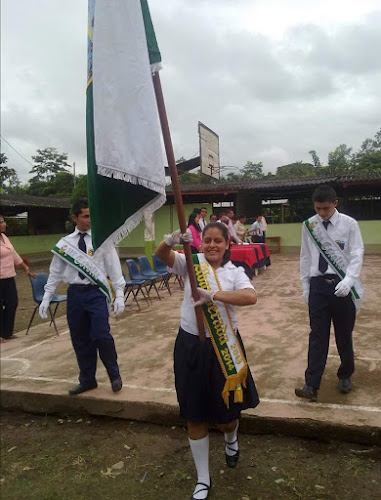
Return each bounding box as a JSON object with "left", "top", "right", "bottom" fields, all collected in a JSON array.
[
  {"left": 187, "top": 211, "right": 202, "bottom": 254},
  {"left": 0, "top": 215, "right": 34, "bottom": 342}
]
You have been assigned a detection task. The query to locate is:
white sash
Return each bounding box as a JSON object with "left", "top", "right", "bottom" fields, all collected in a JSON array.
[
  {"left": 52, "top": 238, "right": 112, "bottom": 302},
  {"left": 304, "top": 219, "right": 364, "bottom": 309}
]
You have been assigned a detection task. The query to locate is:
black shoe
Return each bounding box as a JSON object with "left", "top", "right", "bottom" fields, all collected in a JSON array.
[
  {"left": 191, "top": 477, "right": 212, "bottom": 500},
  {"left": 225, "top": 437, "right": 239, "bottom": 468},
  {"left": 68, "top": 383, "right": 97, "bottom": 396},
  {"left": 338, "top": 378, "right": 353, "bottom": 394},
  {"left": 295, "top": 384, "right": 318, "bottom": 402},
  {"left": 111, "top": 377, "right": 122, "bottom": 392}
]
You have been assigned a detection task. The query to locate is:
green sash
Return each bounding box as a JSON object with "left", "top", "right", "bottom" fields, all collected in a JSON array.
[
  {"left": 304, "top": 219, "right": 364, "bottom": 309},
  {"left": 192, "top": 254, "right": 248, "bottom": 407},
  {"left": 52, "top": 238, "right": 112, "bottom": 302}
]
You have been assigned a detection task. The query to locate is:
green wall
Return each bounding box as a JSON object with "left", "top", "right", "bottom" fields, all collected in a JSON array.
[{"left": 10, "top": 210, "right": 381, "bottom": 256}]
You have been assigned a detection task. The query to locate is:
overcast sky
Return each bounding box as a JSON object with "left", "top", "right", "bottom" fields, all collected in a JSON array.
[{"left": 1, "top": 0, "right": 381, "bottom": 183}]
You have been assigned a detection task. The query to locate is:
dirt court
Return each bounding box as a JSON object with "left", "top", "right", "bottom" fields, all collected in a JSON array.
[
  {"left": 1, "top": 252, "right": 380, "bottom": 433},
  {"left": 1, "top": 252, "right": 381, "bottom": 499}
]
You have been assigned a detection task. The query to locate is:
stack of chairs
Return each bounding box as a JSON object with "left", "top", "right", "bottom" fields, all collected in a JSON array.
[
  {"left": 123, "top": 255, "right": 184, "bottom": 310},
  {"left": 127, "top": 258, "right": 161, "bottom": 301}
]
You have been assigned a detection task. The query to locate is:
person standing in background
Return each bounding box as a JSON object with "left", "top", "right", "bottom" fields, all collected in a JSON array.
[
  {"left": 261, "top": 211, "right": 268, "bottom": 242},
  {"left": 0, "top": 215, "right": 35, "bottom": 342},
  {"left": 226, "top": 209, "right": 242, "bottom": 245},
  {"left": 295, "top": 185, "right": 364, "bottom": 402},
  {"left": 187, "top": 212, "right": 202, "bottom": 254},
  {"left": 199, "top": 207, "right": 208, "bottom": 231}
]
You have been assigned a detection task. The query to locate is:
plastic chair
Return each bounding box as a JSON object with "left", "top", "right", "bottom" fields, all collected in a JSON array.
[
  {"left": 151, "top": 254, "right": 172, "bottom": 295},
  {"left": 137, "top": 256, "right": 164, "bottom": 299},
  {"left": 27, "top": 273, "right": 67, "bottom": 335},
  {"left": 126, "top": 259, "right": 160, "bottom": 301},
  {"left": 123, "top": 272, "right": 151, "bottom": 310}
]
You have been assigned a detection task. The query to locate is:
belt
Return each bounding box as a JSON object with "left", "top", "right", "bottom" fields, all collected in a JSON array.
[
  {"left": 69, "top": 284, "right": 99, "bottom": 290},
  {"left": 312, "top": 275, "right": 339, "bottom": 285}
]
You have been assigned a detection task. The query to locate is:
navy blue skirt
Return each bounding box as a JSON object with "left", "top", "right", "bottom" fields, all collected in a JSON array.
[{"left": 174, "top": 327, "right": 260, "bottom": 424}]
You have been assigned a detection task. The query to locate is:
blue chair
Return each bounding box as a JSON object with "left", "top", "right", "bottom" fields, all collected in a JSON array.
[
  {"left": 151, "top": 254, "right": 172, "bottom": 295},
  {"left": 27, "top": 273, "right": 67, "bottom": 335},
  {"left": 137, "top": 256, "right": 163, "bottom": 299},
  {"left": 126, "top": 259, "right": 160, "bottom": 301},
  {"left": 122, "top": 272, "right": 150, "bottom": 310}
]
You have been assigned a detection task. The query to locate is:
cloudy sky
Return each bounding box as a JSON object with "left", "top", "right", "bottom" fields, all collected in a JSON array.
[{"left": 1, "top": 0, "right": 381, "bottom": 183}]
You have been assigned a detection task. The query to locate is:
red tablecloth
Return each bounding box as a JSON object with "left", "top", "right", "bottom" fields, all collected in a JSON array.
[{"left": 230, "top": 245, "right": 259, "bottom": 269}]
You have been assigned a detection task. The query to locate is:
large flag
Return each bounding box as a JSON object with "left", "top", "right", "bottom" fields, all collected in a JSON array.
[{"left": 87, "top": 0, "right": 166, "bottom": 254}]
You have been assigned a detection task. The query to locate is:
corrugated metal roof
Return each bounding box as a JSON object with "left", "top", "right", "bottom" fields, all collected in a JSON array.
[
  {"left": 166, "top": 172, "right": 381, "bottom": 194},
  {"left": 0, "top": 194, "right": 70, "bottom": 209}
]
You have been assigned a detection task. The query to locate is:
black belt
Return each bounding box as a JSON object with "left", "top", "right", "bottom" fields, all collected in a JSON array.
[
  {"left": 312, "top": 274, "right": 339, "bottom": 285},
  {"left": 69, "top": 284, "right": 99, "bottom": 290}
]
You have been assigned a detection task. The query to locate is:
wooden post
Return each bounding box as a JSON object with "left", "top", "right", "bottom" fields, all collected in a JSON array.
[{"left": 152, "top": 71, "right": 205, "bottom": 340}]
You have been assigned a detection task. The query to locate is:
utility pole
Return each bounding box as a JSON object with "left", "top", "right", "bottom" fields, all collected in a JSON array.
[{"left": 73, "top": 162, "right": 76, "bottom": 187}]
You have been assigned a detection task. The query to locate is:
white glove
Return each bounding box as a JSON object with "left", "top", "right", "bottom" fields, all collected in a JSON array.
[
  {"left": 334, "top": 277, "right": 353, "bottom": 297},
  {"left": 164, "top": 229, "right": 193, "bottom": 247},
  {"left": 193, "top": 287, "right": 217, "bottom": 307},
  {"left": 39, "top": 299, "right": 50, "bottom": 319},
  {"left": 113, "top": 296, "right": 125, "bottom": 317},
  {"left": 302, "top": 282, "right": 310, "bottom": 304}
]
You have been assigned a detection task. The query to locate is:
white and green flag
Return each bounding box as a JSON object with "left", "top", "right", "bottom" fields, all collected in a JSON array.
[{"left": 87, "top": 0, "right": 166, "bottom": 254}]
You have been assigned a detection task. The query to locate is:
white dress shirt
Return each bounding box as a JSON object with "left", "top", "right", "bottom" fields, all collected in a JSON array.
[
  {"left": 199, "top": 218, "right": 206, "bottom": 231},
  {"left": 300, "top": 209, "right": 364, "bottom": 291},
  {"left": 249, "top": 221, "right": 263, "bottom": 236},
  {"left": 170, "top": 252, "right": 254, "bottom": 336},
  {"left": 43, "top": 228, "right": 125, "bottom": 300},
  {"left": 227, "top": 219, "right": 241, "bottom": 244}
]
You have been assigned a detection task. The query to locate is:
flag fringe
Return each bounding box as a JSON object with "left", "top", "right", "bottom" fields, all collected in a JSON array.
[
  {"left": 97, "top": 165, "right": 166, "bottom": 196},
  {"left": 93, "top": 192, "right": 167, "bottom": 263}
]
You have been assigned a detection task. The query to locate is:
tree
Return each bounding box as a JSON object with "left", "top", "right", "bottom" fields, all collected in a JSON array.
[
  {"left": 70, "top": 174, "right": 88, "bottom": 203},
  {"left": 327, "top": 144, "right": 352, "bottom": 175},
  {"left": 0, "top": 153, "right": 21, "bottom": 192},
  {"left": 309, "top": 150, "right": 321, "bottom": 168},
  {"left": 351, "top": 128, "right": 381, "bottom": 172},
  {"left": 276, "top": 161, "right": 316, "bottom": 178},
  {"left": 29, "top": 147, "right": 70, "bottom": 182},
  {"left": 241, "top": 161, "right": 264, "bottom": 179}
]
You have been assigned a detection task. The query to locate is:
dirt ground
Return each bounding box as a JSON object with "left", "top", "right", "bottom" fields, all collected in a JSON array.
[{"left": 1, "top": 410, "right": 380, "bottom": 500}]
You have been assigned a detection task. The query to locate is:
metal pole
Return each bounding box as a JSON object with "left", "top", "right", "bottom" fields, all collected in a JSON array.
[
  {"left": 73, "top": 162, "right": 76, "bottom": 187},
  {"left": 152, "top": 71, "right": 205, "bottom": 340}
]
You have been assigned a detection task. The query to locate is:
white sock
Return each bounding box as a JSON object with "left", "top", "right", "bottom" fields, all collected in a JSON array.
[
  {"left": 224, "top": 421, "right": 239, "bottom": 456},
  {"left": 188, "top": 435, "right": 210, "bottom": 500}
]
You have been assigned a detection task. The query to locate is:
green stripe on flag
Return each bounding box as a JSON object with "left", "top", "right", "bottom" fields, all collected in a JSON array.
[{"left": 140, "top": 0, "right": 161, "bottom": 66}]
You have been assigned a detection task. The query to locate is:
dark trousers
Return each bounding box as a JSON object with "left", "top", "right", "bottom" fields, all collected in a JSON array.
[
  {"left": 67, "top": 285, "right": 120, "bottom": 386},
  {"left": 0, "top": 277, "right": 18, "bottom": 339},
  {"left": 306, "top": 275, "right": 356, "bottom": 389}
]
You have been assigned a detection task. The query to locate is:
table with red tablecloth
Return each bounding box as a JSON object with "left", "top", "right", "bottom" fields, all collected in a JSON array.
[{"left": 230, "top": 243, "right": 271, "bottom": 279}]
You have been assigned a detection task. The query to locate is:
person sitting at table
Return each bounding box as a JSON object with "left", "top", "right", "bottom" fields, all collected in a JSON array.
[
  {"left": 234, "top": 215, "right": 247, "bottom": 243},
  {"left": 249, "top": 215, "right": 264, "bottom": 243}
]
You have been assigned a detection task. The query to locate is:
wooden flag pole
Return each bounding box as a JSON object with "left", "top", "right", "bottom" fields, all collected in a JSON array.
[{"left": 152, "top": 71, "right": 206, "bottom": 341}]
